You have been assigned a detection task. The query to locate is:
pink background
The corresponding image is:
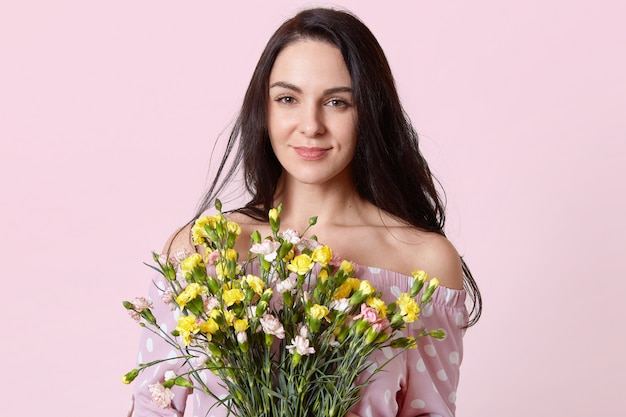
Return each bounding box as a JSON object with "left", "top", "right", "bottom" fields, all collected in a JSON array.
[{"left": 1, "top": 1, "right": 624, "bottom": 415}]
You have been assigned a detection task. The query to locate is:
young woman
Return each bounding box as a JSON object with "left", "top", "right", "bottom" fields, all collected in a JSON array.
[{"left": 129, "top": 7, "right": 481, "bottom": 417}]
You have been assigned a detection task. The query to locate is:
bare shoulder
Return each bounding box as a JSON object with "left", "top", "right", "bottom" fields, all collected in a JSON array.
[
  {"left": 161, "top": 221, "right": 197, "bottom": 256},
  {"left": 393, "top": 228, "right": 464, "bottom": 290}
]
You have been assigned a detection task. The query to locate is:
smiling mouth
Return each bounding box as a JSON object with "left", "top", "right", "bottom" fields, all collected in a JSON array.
[{"left": 293, "top": 147, "right": 330, "bottom": 160}]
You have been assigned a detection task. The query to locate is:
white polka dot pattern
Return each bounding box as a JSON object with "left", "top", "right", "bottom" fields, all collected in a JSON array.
[
  {"left": 411, "top": 399, "right": 426, "bottom": 409},
  {"left": 423, "top": 344, "right": 437, "bottom": 357},
  {"left": 416, "top": 358, "right": 426, "bottom": 372},
  {"left": 390, "top": 285, "right": 401, "bottom": 298},
  {"left": 421, "top": 303, "right": 434, "bottom": 317},
  {"left": 455, "top": 311, "right": 465, "bottom": 326},
  {"left": 448, "top": 391, "right": 457, "bottom": 404},
  {"left": 436, "top": 369, "right": 448, "bottom": 381},
  {"left": 384, "top": 389, "right": 392, "bottom": 404}
]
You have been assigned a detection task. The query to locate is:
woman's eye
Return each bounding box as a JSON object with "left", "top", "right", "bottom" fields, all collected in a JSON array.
[
  {"left": 277, "top": 96, "right": 296, "bottom": 104},
  {"left": 327, "top": 98, "right": 349, "bottom": 107}
]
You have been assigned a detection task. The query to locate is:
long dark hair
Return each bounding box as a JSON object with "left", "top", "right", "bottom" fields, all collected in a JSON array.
[{"left": 195, "top": 8, "right": 481, "bottom": 326}]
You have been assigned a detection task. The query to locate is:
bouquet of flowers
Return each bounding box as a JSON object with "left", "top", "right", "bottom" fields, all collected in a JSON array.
[{"left": 123, "top": 200, "right": 444, "bottom": 416}]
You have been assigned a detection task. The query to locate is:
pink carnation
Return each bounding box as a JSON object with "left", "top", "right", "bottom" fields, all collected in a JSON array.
[
  {"left": 206, "top": 249, "right": 220, "bottom": 265},
  {"left": 250, "top": 239, "right": 281, "bottom": 261},
  {"left": 353, "top": 305, "right": 381, "bottom": 323},
  {"left": 171, "top": 249, "right": 191, "bottom": 263},
  {"left": 286, "top": 335, "right": 315, "bottom": 356},
  {"left": 276, "top": 276, "right": 297, "bottom": 294},
  {"left": 353, "top": 304, "right": 390, "bottom": 333},
  {"left": 260, "top": 314, "right": 285, "bottom": 339},
  {"left": 204, "top": 296, "right": 219, "bottom": 312},
  {"left": 161, "top": 289, "right": 176, "bottom": 311},
  {"left": 371, "top": 317, "right": 391, "bottom": 333},
  {"left": 297, "top": 237, "right": 321, "bottom": 252},
  {"left": 278, "top": 229, "right": 301, "bottom": 244},
  {"left": 148, "top": 383, "right": 175, "bottom": 409},
  {"left": 131, "top": 297, "right": 153, "bottom": 312},
  {"left": 329, "top": 298, "right": 350, "bottom": 312},
  {"left": 127, "top": 310, "right": 141, "bottom": 322}
]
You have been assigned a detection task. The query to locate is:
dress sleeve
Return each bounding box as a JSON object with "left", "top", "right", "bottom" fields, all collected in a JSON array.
[
  {"left": 399, "top": 287, "right": 467, "bottom": 417},
  {"left": 128, "top": 273, "right": 192, "bottom": 417},
  {"left": 350, "top": 286, "right": 467, "bottom": 417}
]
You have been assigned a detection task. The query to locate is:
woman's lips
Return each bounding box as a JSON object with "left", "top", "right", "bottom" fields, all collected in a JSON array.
[{"left": 293, "top": 147, "right": 330, "bottom": 160}]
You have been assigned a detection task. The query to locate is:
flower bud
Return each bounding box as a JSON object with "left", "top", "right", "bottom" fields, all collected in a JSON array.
[
  {"left": 291, "top": 352, "right": 302, "bottom": 367},
  {"left": 121, "top": 369, "right": 139, "bottom": 384},
  {"left": 410, "top": 270, "right": 427, "bottom": 297},
  {"left": 277, "top": 241, "right": 293, "bottom": 260},
  {"left": 348, "top": 290, "right": 367, "bottom": 306},
  {"left": 429, "top": 329, "right": 447, "bottom": 339},
  {"left": 390, "top": 336, "right": 417, "bottom": 349},
  {"left": 308, "top": 317, "right": 322, "bottom": 333},
  {"left": 352, "top": 318, "right": 369, "bottom": 336},
  {"left": 256, "top": 300, "right": 269, "bottom": 316},
  {"left": 174, "top": 377, "right": 194, "bottom": 388},
  {"left": 421, "top": 278, "right": 440, "bottom": 303},
  {"left": 205, "top": 276, "right": 219, "bottom": 294},
  {"left": 140, "top": 309, "right": 157, "bottom": 325},
  {"left": 208, "top": 343, "right": 222, "bottom": 358},
  {"left": 364, "top": 327, "right": 379, "bottom": 344},
  {"left": 335, "top": 326, "right": 349, "bottom": 342}
]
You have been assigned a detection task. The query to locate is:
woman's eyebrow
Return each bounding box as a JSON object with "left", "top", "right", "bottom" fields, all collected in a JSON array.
[
  {"left": 269, "top": 81, "right": 353, "bottom": 95},
  {"left": 269, "top": 81, "right": 302, "bottom": 93}
]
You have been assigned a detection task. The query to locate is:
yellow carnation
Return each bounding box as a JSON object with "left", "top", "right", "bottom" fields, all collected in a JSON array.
[
  {"left": 358, "top": 280, "right": 375, "bottom": 296},
  {"left": 333, "top": 278, "right": 358, "bottom": 300},
  {"left": 397, "top": 293, "right": 420, "bottom": 323},
  {"left": 347, "top": 278, "right": 361, "bottom": 290},
  {"left": 223, "top": 310, "right": 235, "bottom": 326},
  {"left": 176, "top": 314, "right": 200, "bottom": 345},
  {"left": 222, "top": 288, "right": 244, "bottom": 307},
  {"left": 287, "top": 254, "right": 314, "bottom": 275},
  {"left": 244, "top": 274, "right": 265, "bottom": 295},
  {"left": 233, "top": 318, "right": 249, "bottom": 333},
  {"left": 224, "top": 248, "right": 238, "bottom": 261},
  {"left": 215, "top": 262, "right": 226, "bottom": 278},
  {"left": 268, "top": 208, "right": 279, "bottom": 222},
  {"left": 226, "top": 221, "right": 242, "bottom": 238},
  {"left": 180, "top": 254, "right": 205, "bottom": 276},
  {"left": 412, "top": 270, "right": 428, "bottom": 282},
  {"left": 311, "top": 246, "right": 333, "bottom": 266},
  {"left": 317, "top": 269, "right": 329, "bottom": 283},
  {"left": 191, "top": 216, "right": 214, "bottom": 245},
  {"left": 366, "top": 297, "right": 388, "bottom": 317},
  {"left": 200, "top": 318, "right": 219, "bottom": 335},
  {"left": 175, "top": 283, "right": 208, "bottom": 308},
  {"left": 309, "top": 304, "right": 330, "bottom": 320},
  {"left": 339, "top": 260, "right": 355, "bottom": 275}
]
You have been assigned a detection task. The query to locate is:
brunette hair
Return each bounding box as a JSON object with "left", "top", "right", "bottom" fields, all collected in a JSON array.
[{"left": 195, "top": 8, "right": 481, "bottom": 325}]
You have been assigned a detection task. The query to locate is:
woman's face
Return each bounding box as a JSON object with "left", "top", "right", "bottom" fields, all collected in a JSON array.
[{"left": 267, "top": 39, "right": 358, "bottom": 188}]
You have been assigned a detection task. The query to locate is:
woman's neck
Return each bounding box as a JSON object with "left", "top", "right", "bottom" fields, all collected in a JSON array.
[{"left": 271, "top": 174, "right": 374, "bottom": 230}]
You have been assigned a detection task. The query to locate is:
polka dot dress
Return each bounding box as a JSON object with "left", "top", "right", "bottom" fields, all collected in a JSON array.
[{"left": 128, "top": 265, "right": 467, "bottom": 417}]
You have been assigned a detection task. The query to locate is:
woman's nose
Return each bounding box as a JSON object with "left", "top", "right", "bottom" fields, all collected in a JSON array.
[{"left": 298, "top": 104, "right": 325, "bottom": 137}]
